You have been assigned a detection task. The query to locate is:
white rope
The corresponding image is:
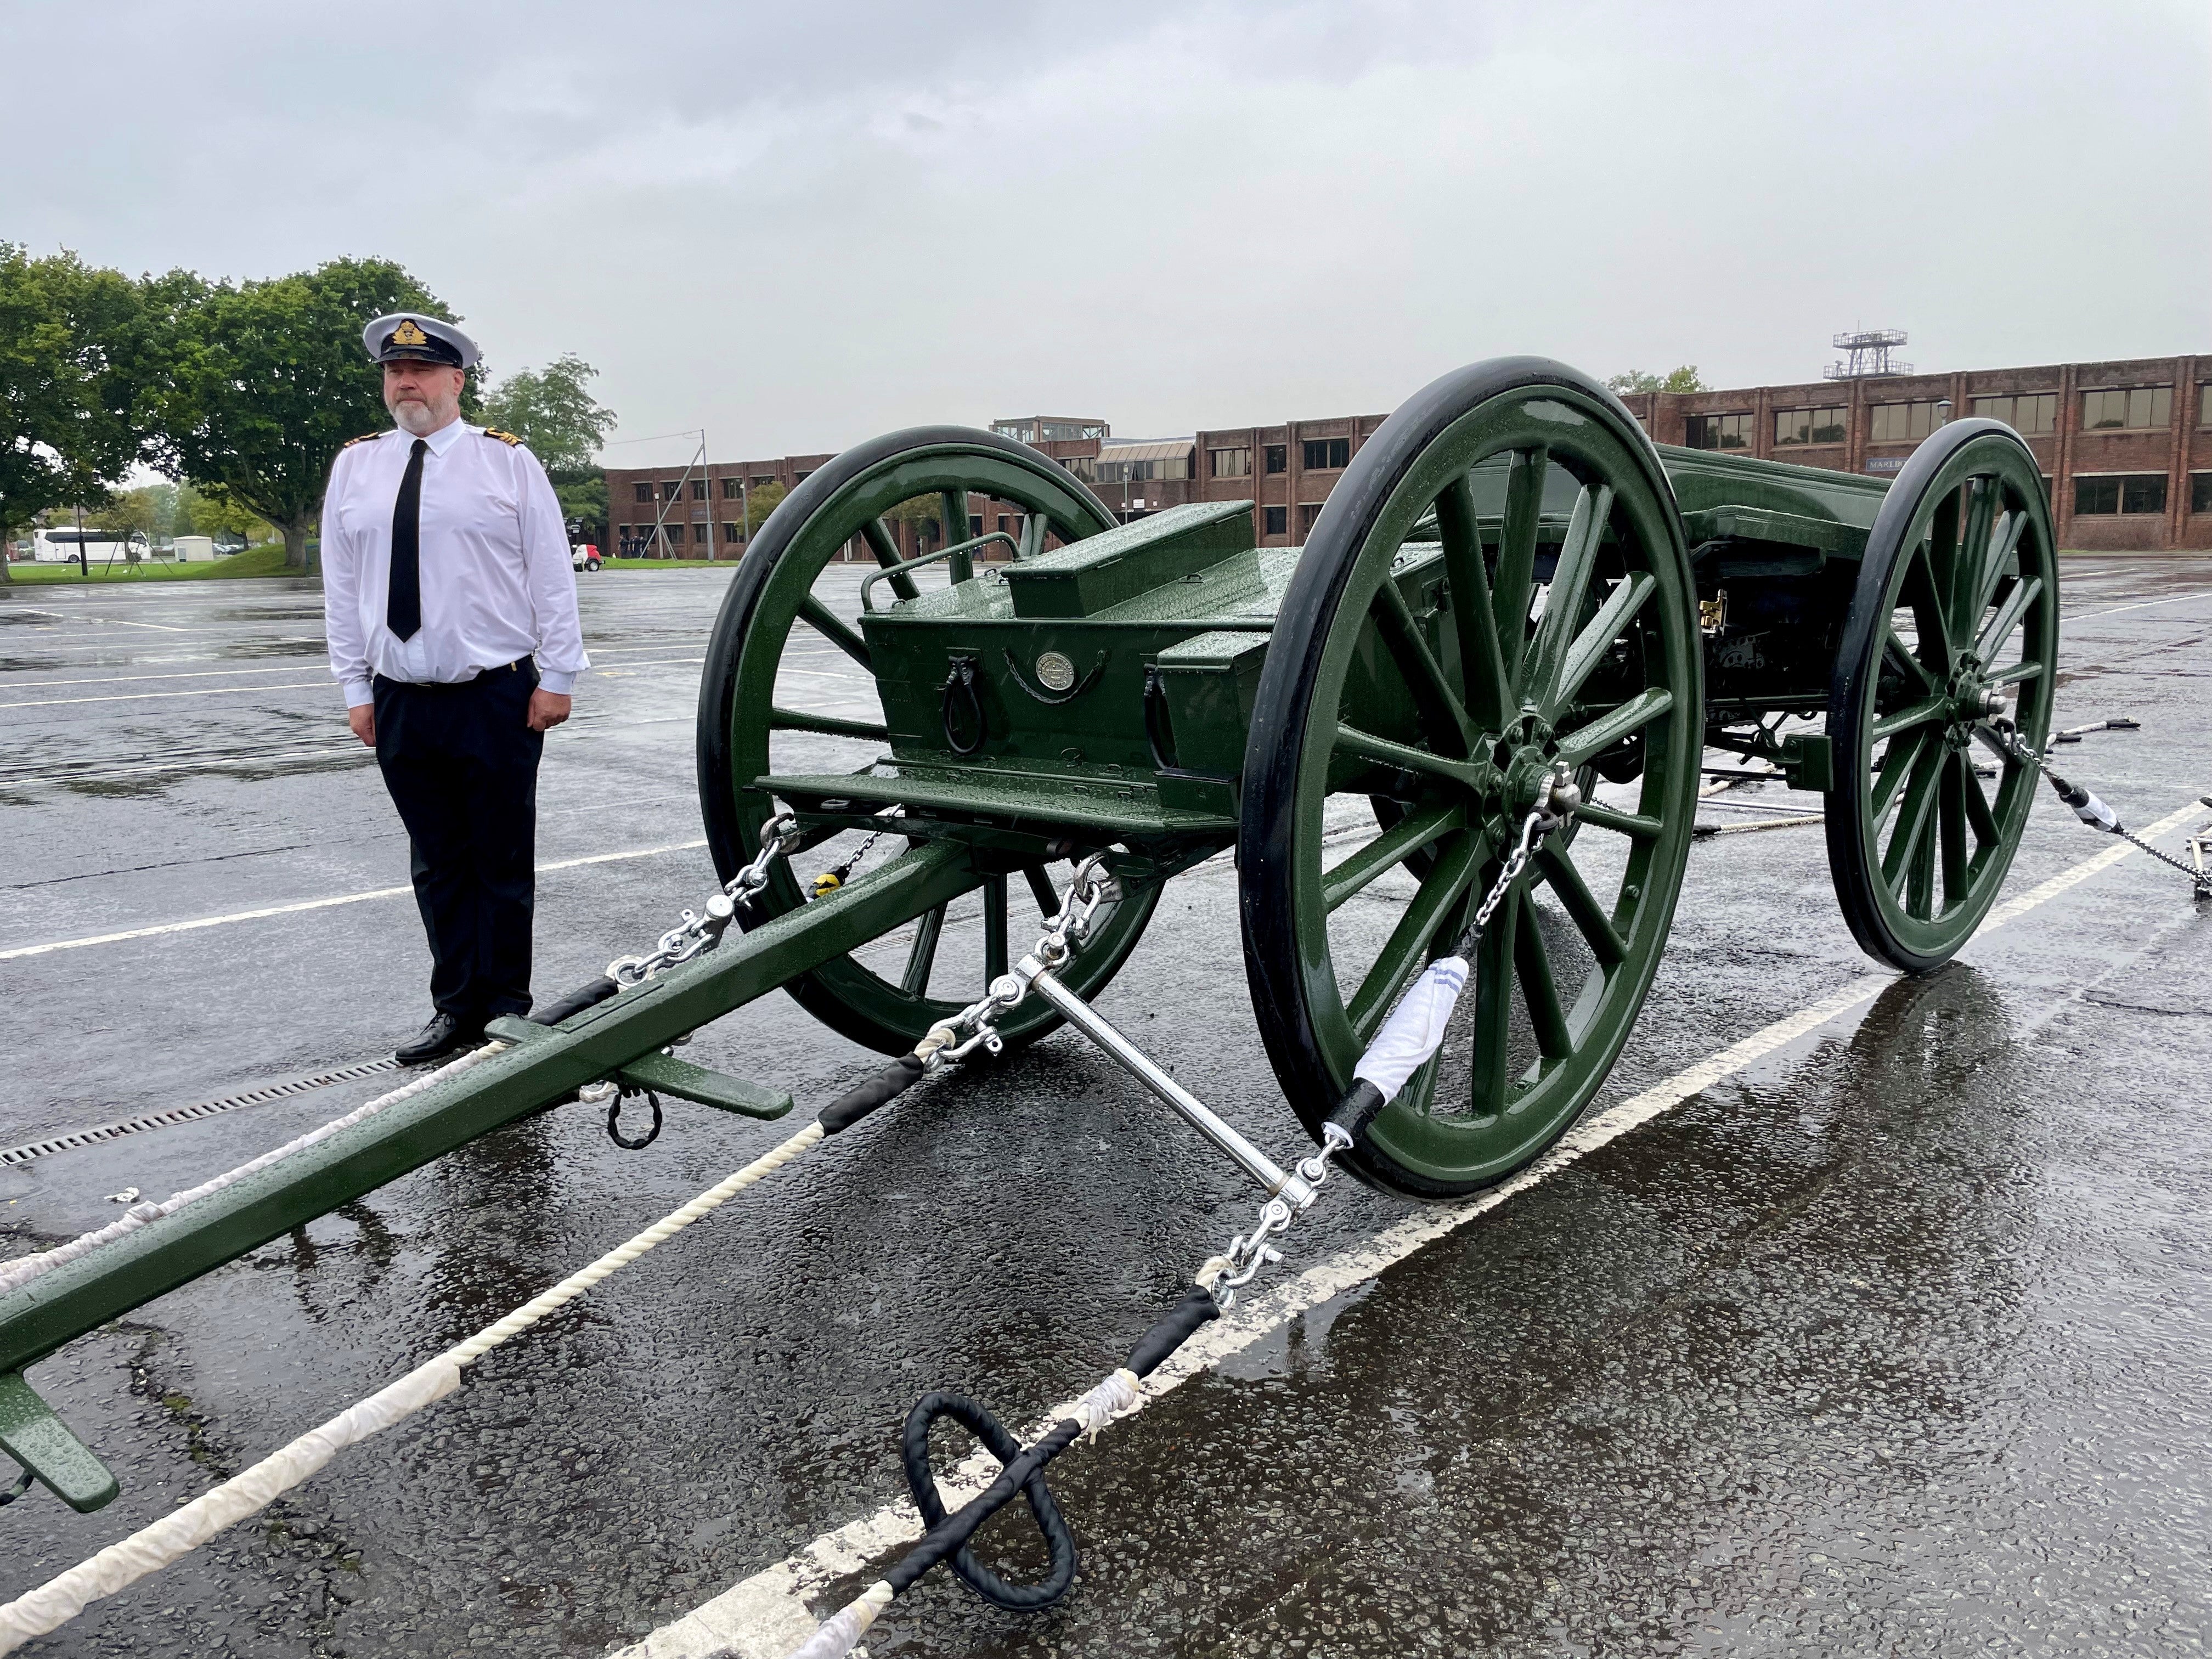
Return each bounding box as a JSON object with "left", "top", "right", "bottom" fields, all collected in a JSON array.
[
  {"left": 0, "top": 1117, "right": 830, "bottom": 1654},
  {"left": 772, "top": 1579, "right": 893, "bottom": 1659},
  {"left": 0, "top": 1044, "right": 510, "bottom": 1299}
]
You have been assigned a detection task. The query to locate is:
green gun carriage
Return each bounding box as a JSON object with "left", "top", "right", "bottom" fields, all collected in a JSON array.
[{"left": 0, "top": 357, "right": 2056, "bottom": 1519}]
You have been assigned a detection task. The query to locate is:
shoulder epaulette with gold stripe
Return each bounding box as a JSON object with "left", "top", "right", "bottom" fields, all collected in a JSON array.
[
  {"left": 341, "top": 432, "right": 383, "bottom": 449},
  {"left": 482, "top": 427, "right": 523, "bottom": 447}
]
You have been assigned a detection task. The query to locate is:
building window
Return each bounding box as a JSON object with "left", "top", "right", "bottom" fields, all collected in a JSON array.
[
  {"left": 1774, "top": 405, "right": 1847, "bottom": 446},
  {"left": 1684, "top": 412, "right": 1754, "bottom": 450},
  {"left": 659, "top": 481, "right": 681, "bottom": 499},
  {"left": 752, "top": 473, "right": 777, "bottom": 488},
  {"left": 2191, "top": 473, "right": 2212, "bottom": 513},
  {"left": 662, "top": 526, "right": 682, "bottom": 548},
  {"left": 793, "top": 470, "right": 813, "bottom": 483},
  {"left": 1063, "top": 455, "right": 1096, "bottom": 481},
  {"left": 2121, "top": 475, "right": 2168, "bottom": 515},
  {"left": 1264, "top": 505, "right": 1287, "bottom": 536},
  {"left": 2201, "top": 386, "right": 2212, "bottom": 427},
  {"left": 1211, "top": 446, "right": 1251, "bottom": 478},
  {"left": 1869, "top": 402, "right": 1946, "bottom": 444},
  {"left": 996, "top": 514, "right": 1010, "bottom": 534},
  {"left": 968, "top": 515, "right": 983, "bottom": 539},
  {"left": 687, "top": 479, "right": 706, "bottom": 500},
  {"left": 2081, "top": 386, "right": 2172, "bottom": 431},
  {"left": 1969, "top": 393, "right": 2057, "bottom": 436},
  {"left": 2075, "top": 474, "right": 2170, "bottom": 515},
  {"left": 632, "top": 483, "right": 652, "bottom": 503},
  {"left": 1297, "top": 503, "right": 1324, "bottom": 534},
  {"left": 723, "top": 522, "right": 741, "bottom": 543},
  {"left": 721, "top": 478, "right": 743, "bottom": 498},
  {"left": 691, "top": 522, "right": 709, "bottom": 543},
  {"left": 1264, "top": 444, "right": 1286, "bottom": 474},
  {"left": 1302, "top": 437, "right": 1351, "bottom": 470},
  {"left": 617, "top": 523, "right": 631, "bottom": 541}
]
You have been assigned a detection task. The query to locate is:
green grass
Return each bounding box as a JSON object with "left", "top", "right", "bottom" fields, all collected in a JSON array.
[{"left": 3, "top": 545, "right": 300, "bottom": 584}]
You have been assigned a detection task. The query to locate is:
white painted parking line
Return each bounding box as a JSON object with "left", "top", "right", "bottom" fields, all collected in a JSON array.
[
  {"left": 0, "top": 606, "right": 189, "bottom": 632},
  {"left": 617, "top": 790, "right": 2212, "bottom": 1659},
  {"left": 2064, "top": 591, "right": 2211, "bottom": 624},
  {"left": 0, "top": 680, "right": 332, "bottom": 710},
  {"left": 0, "top": 840, "right": 710, "bottom": 961}
]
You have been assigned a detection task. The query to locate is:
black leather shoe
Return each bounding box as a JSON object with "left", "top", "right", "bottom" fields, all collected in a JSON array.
[{"left": 394, "top": 1012, "right": 482, "bottom": 1066}]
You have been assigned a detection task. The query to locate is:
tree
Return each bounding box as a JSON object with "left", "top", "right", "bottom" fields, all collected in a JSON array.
[
  {"left": 882, "top": 493, "right": 938, "bottom": 550},
  {"left": 742, "top": 480, "right": 787, "bottom": 539},
  {"left": 154, "top": 257, "right": 458, "bottom": 572},
  {"left": 0, "top": 245, "right": 192, "bottom": 583},
  {"left": 549, "top": 470, "right": 607, "bottom": 545},
  {"left": 174, "top": 482, "right": 273, "bottom": 547},
  {"left": 1606, "top": 365, "right": 1709, "bottom": 395},
  {"left": 478, "top": 354, "right": 614, "bottom": 473}
]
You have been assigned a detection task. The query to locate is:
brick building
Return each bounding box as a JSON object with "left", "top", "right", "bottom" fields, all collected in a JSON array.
[
  {"left": 604, "top": 353, "right": 2210, "bottom": 560},
  {"left": 1187, "top": 354, "right": 2210, "bottom": 553}
]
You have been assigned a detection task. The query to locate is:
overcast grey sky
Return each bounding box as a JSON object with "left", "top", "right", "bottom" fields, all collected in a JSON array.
[{"left": 7, "top": 1, "right": 2207, "bottom": 467}]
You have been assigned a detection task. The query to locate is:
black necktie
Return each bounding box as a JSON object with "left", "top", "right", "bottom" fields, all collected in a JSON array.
[{"left": 387, "top": 438, "right": 428, "bottom": 640}]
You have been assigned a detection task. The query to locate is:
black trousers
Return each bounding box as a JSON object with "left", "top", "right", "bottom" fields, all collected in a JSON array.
[{"left": 372, "top": 661, "right": 543, "bottom": 1024}]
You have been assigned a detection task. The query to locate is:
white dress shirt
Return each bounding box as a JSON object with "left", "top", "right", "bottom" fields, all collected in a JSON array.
[{"left": 322, "top": 420, "right": 589, "bottom": 707}]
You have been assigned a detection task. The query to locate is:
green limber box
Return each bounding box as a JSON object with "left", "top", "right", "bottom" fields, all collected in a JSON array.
[{"left": 1001, "top": 500, "right": 1256, "bottom": 618}]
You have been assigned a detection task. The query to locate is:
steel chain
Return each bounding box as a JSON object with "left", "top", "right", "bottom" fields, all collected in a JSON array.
[
  {"left": 1981, "top": 720, "right": 2210, "bottom": 890},
  {"left": 606, "top": 811, "right": 802, "bottom": 988},
  {"left": 923, "top": 853, "right": 1120, "bottom": 1072}
]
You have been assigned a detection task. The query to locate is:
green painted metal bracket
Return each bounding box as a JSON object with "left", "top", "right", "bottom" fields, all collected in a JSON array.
[
  {"left": 616, "top": 1052, "right": 794, "bottom": 1120},
  {"left": 0, "top": 1371, "right": 118, "bottom": 1514},
  {"left": 0, "top": 839, "right": 980, "bottom": 1404},
  {"left": 484, "top": 1017, "right": 797, "bottom": 1121},
  {"left": 1781, "top": 732, "right": 1835, "bottom": 792}
]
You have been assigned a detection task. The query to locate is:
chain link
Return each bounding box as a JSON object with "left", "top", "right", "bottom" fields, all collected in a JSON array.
[
  {"left": 606, "top": 811, "right": 801, "bottom": 988},
  {"left": 1981, "top": 720, "right": 2210, "bottom": 891}
]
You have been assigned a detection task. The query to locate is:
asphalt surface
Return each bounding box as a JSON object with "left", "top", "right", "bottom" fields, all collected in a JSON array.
[{"left": 2, "top": 557, "right": 2209, "bottom": 1658}]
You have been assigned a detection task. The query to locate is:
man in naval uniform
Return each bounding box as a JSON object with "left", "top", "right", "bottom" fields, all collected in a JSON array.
[{"left": 322, "top": 313, "right": 589, "bottom": 1064}]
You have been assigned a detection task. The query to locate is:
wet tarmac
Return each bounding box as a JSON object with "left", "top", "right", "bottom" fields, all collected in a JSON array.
[{"left": 2, "top": 559, "right": 2209, "bottom": 1658}]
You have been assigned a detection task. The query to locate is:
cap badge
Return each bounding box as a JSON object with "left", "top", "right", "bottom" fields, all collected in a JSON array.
[{"left": 391, "top": 319, "right": 429, "bottom": 348}]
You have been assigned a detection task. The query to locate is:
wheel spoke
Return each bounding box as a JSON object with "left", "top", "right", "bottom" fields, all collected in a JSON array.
[
  {"left": 1556, "top": 687, "right": 1673, "bottom": 770},
  {"left": 1951, "top": 477, "right": 1999, "bottom": 638},
  {"left": 1514, "top": 900, "right": 1572, "bottom": 1059},
  {"left": 1976, "top": 574, "right": 2042, "bottom": 665},
  {"left": 1881, "top": 742, "right": 1945, "bottom": 892},
  {"left": 1884, "top": 625, "right": 1939, "bottom": 696},
  {"left": 1872, "top": 729, "right": 1928, "bottom": 819},
  {"left": 941, "top": 490, "right": 973, "bottom": 581},
  {"left": 862, "top": 517, "right": 921, "bottom": 602},
  {"left": 1960, "top": 749, "right": 2001, "bottom": 848},
  {"left": 1988, "top": 658, "right": 2045, "bottom": 686},
  {"left": 1533, "top": 842, "right": 1626, "bottom": 965},
  {"left": 1871, "top": 695, "right": 1949, "bottom": 743},
  {"left": 1522, "top": 484, "right": 1612, "bottom": 713},
  {"left": 1547, "top": 571, "right": 1654, "bottom": 723},
  {"left": 1493, "top": 447, "right": 1549, "bottom": 692},
  {"left": 1348, "top": 832, "right": 1484, "bottom": 1042},
  {"left": 1324, "top": 803, "right": 1464, "bottom": 912},
  {"left": 1466, "top": 883, "right": 1521, "bottom": 1114},
  {"left": 797, "top": 594, "right": 873, "bottom": 670},
  {"left": 1335, "top": 723, "right": 1482, "bottom": 788},
  {"left": 902, "top": 904, "right": 946, "bottom": 997},
  {"left": 1024, "top": 864, "right": 1061, "bottom": 917},
  {"left": 1435, "top": 474, "right": 1513, "bottom": 729},
  {"left": 1571, "top": 801, "right": 1662, "bottom": 840},
  {"left": 983, "top": 873, "right": 1009, "bottom": 983},
  {"left": 1899, "top": 544, "right": 1956, "bottom": 680},
  {"left": 770, "top": 706, "right": 890, "bottom": 742},
  {"left": 1374, "top": 578, "right": 1475, "bottom": 754},
  {"left": 1938, "top": 753, "right": 1969, "bottom": 907},
  {"left": 1974, "top": 503, "right": 2029, "bottom": 623}
]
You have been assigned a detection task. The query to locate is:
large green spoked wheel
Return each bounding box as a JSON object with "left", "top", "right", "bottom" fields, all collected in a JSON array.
[
  {"left": 697, "top": 427, "right": 1162, "bottom": 1056},
  {"left": 1825, "top": 419, "right": 2059, "bottom": 972},
  {"left": 1240, "top": 359, "right": 1703, "bottom": 1199}
]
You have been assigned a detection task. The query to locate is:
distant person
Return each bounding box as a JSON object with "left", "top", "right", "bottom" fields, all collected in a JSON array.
[{"left": 321, "top": 313, "right": 589, "bottom": 1065}]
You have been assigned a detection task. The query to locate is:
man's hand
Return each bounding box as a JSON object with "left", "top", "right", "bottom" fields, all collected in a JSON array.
[
  {"left": 348, "top": 703, "right": 376, "bottom": 747},
  {"left": 528, "top": 690, "right": 572, "bottom": 732}
]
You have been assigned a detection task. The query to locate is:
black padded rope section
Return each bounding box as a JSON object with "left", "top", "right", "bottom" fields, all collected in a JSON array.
[
  {"left": 883, "top": 1283, "right": 1222, "bottom": 1613},
  {"left": 897, "top": 1395, "right": 1079, "bottom": 1609},
  {"left": 531, "top": 977, "right": 618, "bottom": 1026},
  {"left": 819, "top": 1054, "right": 927, "bottom": 1134},
  {"left": 1323, "top": 1079, "right": 1388, "bottom": 1146}
]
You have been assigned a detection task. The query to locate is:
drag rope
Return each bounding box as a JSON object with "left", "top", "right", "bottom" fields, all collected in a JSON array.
[
  {"left": 0, "top": 1116, "right": 832, "bottom": 1653},
  {"left": 0, "top": 1045, "right": 509, "bottom": 1300}
]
